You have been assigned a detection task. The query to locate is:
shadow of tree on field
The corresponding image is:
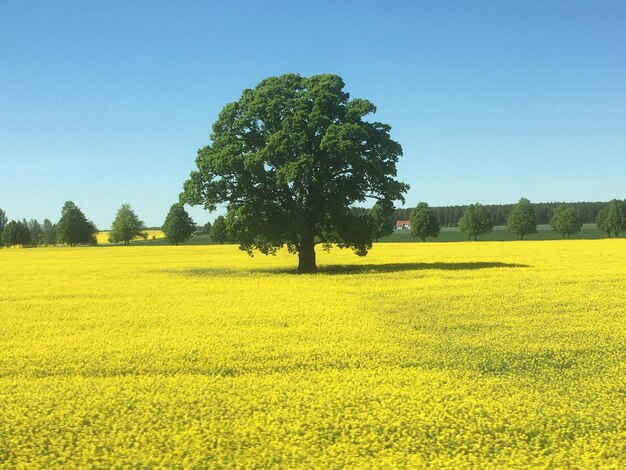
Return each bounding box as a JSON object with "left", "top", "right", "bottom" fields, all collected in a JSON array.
[
  {"left": 261, "top": 261, "right": 529, "bottom": 275},
  {"left": 169, "top": 261, "right": 529, "bottom": 278}
]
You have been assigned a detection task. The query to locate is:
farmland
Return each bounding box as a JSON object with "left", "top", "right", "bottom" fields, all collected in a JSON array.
[
  {"left": 1, "top": 241, "right": 625, "bottom": 467},
  {"left": 95, "top": 229, "right": 165, "bottom": 245}
]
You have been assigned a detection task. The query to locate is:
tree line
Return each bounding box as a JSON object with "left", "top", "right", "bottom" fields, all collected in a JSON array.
[
  {"left": 390, "top": 201, "right": 611, "bottom": 226},
  {"left": 398, "top": 198, "right": 626, "bottom": 242},
  {"left": 2, "top": 74, "right": 625, "bottom": 273},
  {"left": 3, "top": 197, "right": 624, "bottom": 249},
  {"left": 0, "top": 201, "right": 207, "bottom": 248}
]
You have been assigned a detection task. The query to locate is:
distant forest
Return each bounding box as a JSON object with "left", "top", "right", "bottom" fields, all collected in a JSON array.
[{"left": 353, "top": 201, "right": 609, "bottom": 226}]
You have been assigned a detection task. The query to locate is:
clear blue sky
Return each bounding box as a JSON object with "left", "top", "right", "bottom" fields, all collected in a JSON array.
[{"left": 1, "top": 1, "right": 624, "bottom": 228}]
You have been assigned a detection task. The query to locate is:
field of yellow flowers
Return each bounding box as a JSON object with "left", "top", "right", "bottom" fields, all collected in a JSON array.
[
  {"left": 1, "top": 240, "right": 625, "bottom": 467},
  {"left": 95, "top": 229, "right": 165, "bottom": 244}
]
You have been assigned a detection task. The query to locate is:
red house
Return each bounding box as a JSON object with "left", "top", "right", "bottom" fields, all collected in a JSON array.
[{"left": 395, "top": 220, "right": 410, "bottom": 229}]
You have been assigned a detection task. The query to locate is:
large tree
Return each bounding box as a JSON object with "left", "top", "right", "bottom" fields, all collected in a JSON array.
[
  {"left": 162, "top": 203, "right": 196, "bottom": 245},
  {"left": 181, "top": 74, "right": 408, "bottom": 273},
  {"left": 550, "top": 205, "right": 582, "bottom": 239},
  {"left": 458, "top": 203, "right": 493, "bottom": 241},
  {"left": 110, "top": 203, "right": 146, "bottom": 245},
  {"left": 56, "top": 201, "right": 96, "bottom": 246},
  {"left": 410, "top": 202, "right": 440, "bottom": 242},
  {"left": 507, "top": 197, "right": 537, "bottom": 240}
]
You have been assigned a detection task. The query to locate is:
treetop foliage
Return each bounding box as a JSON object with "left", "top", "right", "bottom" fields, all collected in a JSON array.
[
  {"left": 410, "top": 202, "right": 440, "bottom": 242},
  {"left": 210, "top": 215, "right": 231, "bottom": 244},
  {"left": 56, "top": 201, "right": 96, "bottom": 247},
  {"left": 596, "top": 199, "right": 626, "bottom": 238},
  {"left": 181, "top": 73, "right": 408, "bottom": 272},
  {"left": 1, "top": 220, "right": 31, "bottom": 247},
  {"left": 550, "top": 205, "right": 583, "bottom": 239},
  {"left": 110, "top": 203, "right": 146, "bottom": 245},
  {"left": 162, "top": 203, "right": 196, "bottom": 245},
  {"left": 507, "top": 197, "right": 538, "bottom": 240},
  {"left": 458, "top": 203, "right": 493, "bottom": 241}
]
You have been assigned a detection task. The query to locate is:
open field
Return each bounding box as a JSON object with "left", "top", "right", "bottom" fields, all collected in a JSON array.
[
  {"left": 1, "top": 241, "right": 625, "bottom": 467},
  {"left": 95, "top": 229, "right": 166, "bottom": 245},
  {"left": 118, "top": 224, "right": 613, "bottom": 246}
]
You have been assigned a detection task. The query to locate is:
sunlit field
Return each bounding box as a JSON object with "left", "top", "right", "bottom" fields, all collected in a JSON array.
[
  {"left": 1, "top": 241, "right": 625, "bottom": 467},
  {"left": 95, "top": 229, "right": 165, "bottom": 244}
]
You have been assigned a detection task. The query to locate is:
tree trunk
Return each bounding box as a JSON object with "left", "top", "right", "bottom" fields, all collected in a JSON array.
[{"left": 297, "top": 236, "right": 317, "bottom": 274}]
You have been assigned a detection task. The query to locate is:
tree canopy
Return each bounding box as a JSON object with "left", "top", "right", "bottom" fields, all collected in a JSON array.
[
  {"left": 458, "top": 203, "right": 493, "bottom": 241},
  {"left": 210, "top": 215, "right": 231, "bottom": 244},
  {"left": 507, "top": 198, "right": 537, "bottom": 240},
  {"left": 27, "top": 219, "right": 43, "bottom": 246},
  {"left": 1, "top": 220, "right": 30, "bottom": 247},
  {"left": 550, "top": 205, "right": 582, "bottom": 239},
  {"left": 56, "top": 201, "right": 96, "bottom": 246},
  {"left": 42, "top": 219, "right": 57, "bottom": 246},
  {"left": 181, "top": 73, "right": 408, "bottom": 273},
  {"left": 162, "top": 203, "right": 196, "bottom": 245},
  {"left": 410, "top": 202, "right": 440, "bottom": 242},
  {"left": 110, "top": 204, "right": 146, "bottom": 245},
  {"left": 596, "top": 199, "right": 625, "bottom": 238}
]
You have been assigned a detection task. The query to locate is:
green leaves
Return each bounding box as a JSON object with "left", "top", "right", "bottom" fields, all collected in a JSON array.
[
  {"left": 595, "top": 199, "right": 626, "bottom": 237},
  {"left": 550, "top": 205, "right": 582, "bottom": 239},
  {"left": 1, "top": 219, "right": 30, "bottom": 247},
  {"left": 410, "top": 202, "right": 440, "bottom": 242},
  {"left": 181, "top": 73, "right": 408, "bottom": 272},
  {"left": 507, "top": 198, "right": 537, "bottom": 240},
  {"left": 56, "top": 201, "right": 96, "bottom": 247},
  {"left": 110, "top": 204, "right": 146, "bottom": 246},
  {"left": 162, "top": 204, "right": 196, "bottom": 245},
  {"left": 458, "top": 204, "right": 493, "bottom": 241}
]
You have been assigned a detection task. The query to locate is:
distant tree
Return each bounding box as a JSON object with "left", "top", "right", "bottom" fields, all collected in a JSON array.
[
  {"left": 458, "top": 203, "right": 493, "bottom": 241},
  {"left": 0, "top": 208, "right": 7, "bottom": 247},
  {"left": 195, "top": 221, "right": 212, "bottom": 235},
  {"left": 607, "top": 199, "right": 626, "bottom": 237},
  {"left": 27, "top": 219, "right": 44, "bottom": 246},
  {"left": 42, "top": 219, "right": 56, "bottom": 246},
  {"left": 369, "top": 200, "right": 395, "bottom": 240},
  {"left": 162, "top": 203, "right": 196, "bottom": 245},
  {"left": 210, "top": 215, "right": 231, "bottom": 244},
  {"left": 410, "top": 202, "right": 440, "bottom": 242},
  {"left": 56, "top": 201, "right": 96, "bottom": 246},
  {"left": 2, "top": 220, "right": 31, "bottom": 247},
  {"left": 550, "top": 205, "right": 582, "bottom": 239},
  {"left": 596, "top": 199, "right": 626, "bottom": 238},
  {"left": 507, "top": 198, "right": 537, "bottom": 240},
  {"left": 110, "top": 203, "right": 146, "bottom": 245},
  {"left": 595, "top": 207, "right": 610, "bottom": 237}
]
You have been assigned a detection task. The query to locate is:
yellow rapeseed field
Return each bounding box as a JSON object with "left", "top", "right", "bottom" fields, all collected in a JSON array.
[
  {"left": 1, "top": 240, "right": 625, "bottom": 468},
  {"left": 95, "top": 229, "right": 165, "bottom": 244}
]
